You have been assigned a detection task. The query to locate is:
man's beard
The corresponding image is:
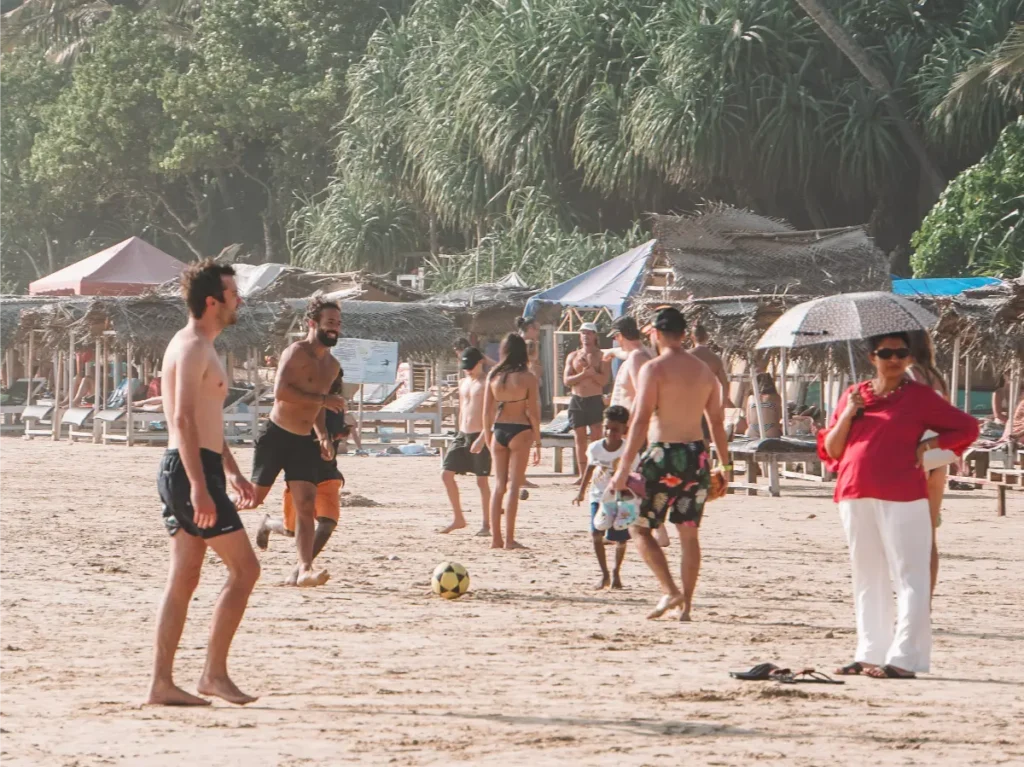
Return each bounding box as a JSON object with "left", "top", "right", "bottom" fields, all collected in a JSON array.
[{"left": 316, "top": 329, "right": 339, "bottom": 347}]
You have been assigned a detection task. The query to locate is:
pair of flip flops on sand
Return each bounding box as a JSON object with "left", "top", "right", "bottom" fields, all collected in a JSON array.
[{"left": 729, "top": 663, "right": 844, "bottom": 685}]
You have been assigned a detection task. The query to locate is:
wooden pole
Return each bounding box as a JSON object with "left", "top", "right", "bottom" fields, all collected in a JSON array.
[
  {"left": 101, "top": 336, "right": 109, "bottom": 407},
  {"left": 250, "top": 348, "right": 260, "bottom": 440},
  {"left": 950, "top": 335, "right": 961, "bottom": 408},
  {"left": 68, "top": 328, "right": 76, "bottom": 406},
  {"left": 93, "top": 338, "right": 103, "bottom": 443},
  {"left": 779, "top": 348, "right": 789, "bottom": 436},
  {"left": 434, "top": 361, "right": 443, "bottom": 433},
  {"left": 126, "top": 341, "right": 134, "bottom": 447},
  {"left": 358, "top": 384, "right": 364, "bottom": 440},
  {"left": 748, "top": 356, "right": 766, "bottom": 437},
  {"left": 26, "top": 333, "right": 35, "bottom": 406},
  {"left": 51, "top": 350, "right": 61, "bottom": 441},
  {"left": 963, "top": 354, "right": 972, "bottom": 414}
]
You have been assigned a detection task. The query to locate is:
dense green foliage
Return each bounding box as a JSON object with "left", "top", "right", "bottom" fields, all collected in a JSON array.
[
  {"left": 912, "top": 116, "right": 1024, "bottom": 277},
  {"left": 2, "top": 0, "right": 1024, "bottom": 291}
]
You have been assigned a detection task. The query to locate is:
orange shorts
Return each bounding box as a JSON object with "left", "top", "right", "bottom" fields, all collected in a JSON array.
[{"left": 282, "top": 479, "right": 342, "bottom": 533}]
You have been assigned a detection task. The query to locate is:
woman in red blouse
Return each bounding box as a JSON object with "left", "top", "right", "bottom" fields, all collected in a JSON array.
[{"left": 819, "top": 333, "right": 978, "bottom": 679}]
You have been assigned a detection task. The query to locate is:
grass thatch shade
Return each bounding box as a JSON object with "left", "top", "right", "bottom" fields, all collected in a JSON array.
[
  {"left": 422, "top": 281, "right": 538, "bottom": 336},
  {"left": 928, "top": 278, "right": 1024, "bottom": 369},
  {"left": 650, "top": 206, "right": 891, "bottom": 299},
  {"left": 279, "top": 298, "right": 458, "bottom": 359}
]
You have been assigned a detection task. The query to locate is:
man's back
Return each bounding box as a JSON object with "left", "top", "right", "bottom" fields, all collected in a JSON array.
[
  {"left": 163, "top": 327, "right": 228, "bottom": 452},
  {"left": 648, "top": 350, "right": 715, "bottom": 444}
]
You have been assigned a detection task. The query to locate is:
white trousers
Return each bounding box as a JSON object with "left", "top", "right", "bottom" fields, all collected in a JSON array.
[{"left": 838, "top": 498, "right": 932, "bottom": 673}]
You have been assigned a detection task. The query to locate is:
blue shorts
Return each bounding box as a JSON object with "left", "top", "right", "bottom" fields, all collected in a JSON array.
[{"left": 589, "top": 502, "right": 631, "bottom": 543}]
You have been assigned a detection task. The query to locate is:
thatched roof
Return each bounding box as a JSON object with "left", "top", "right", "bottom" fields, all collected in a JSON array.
[
  {"left": 649, "top": 206, "right": 891, "bottom": 299},
  {"left": 279, "top": 298, "right": 458, "bottom": 359},
  {"left": 0, "top": 296, "right": 69, "bottom": 349},
  {"left": 69, "top": 296, "right": 272, "bottom": 357},
  {"left": 422, "top": 276, "right": 538, "bottom": 336},
  {"left": 927, "top": 278, "right": 1024, "bottom": 368},
  {"left": 232, "top": 264, "right": 423, "bottom": 303}
]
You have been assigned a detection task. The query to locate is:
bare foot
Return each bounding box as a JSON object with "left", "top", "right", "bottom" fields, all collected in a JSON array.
[
  {"left": 475, "top": 527, "right": 491, "bottom": 537},
  {"left": 523, "top": 479, "right": 539, "bottom": 489},
  {"left": 505, "top": 540, "right": 528, "bottom": 550},
  {"left": 593, "top": 574, "right": 610, "bottom": 590},
  {"left": 255, "top": 514, "right": 271, "bottom": 551},
  {"left": 296, "top": 568, "right": 330, "bottom": 587},
  {"left": 439, "top": 518, "right": 467, "bottom": 534},
  {"left": 491, "top": 537, "right": 504, "bottom": 549},
  {"left": 678, "top": 608, "right": 691, "bottom": 622},
  {"left": 610, "top": 574, "right": 623, "bottom": 590},
  {"left": 571, "top": 477, "right": 583, "bottom": 487},
  {"left": 647, "top": 593, "right": 684, "bottom": 620},
  {"left": 197, "top": 675, "right": 258, "bottom": 705},
  {"left": 146, "top": 680, "right": 211, "bottom": 706}
]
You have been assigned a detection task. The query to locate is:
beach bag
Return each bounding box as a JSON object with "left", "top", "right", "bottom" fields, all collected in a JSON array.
[{"left": 600, "top": 488, "right": 641, "bottom": 531}]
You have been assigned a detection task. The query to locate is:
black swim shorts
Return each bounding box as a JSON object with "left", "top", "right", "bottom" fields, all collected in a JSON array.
[
  {"left": 158, "top": 448, "right": 245, "bottom": 539},
  {"left": 442, "top": 431, "right": 492, "bottom": 477},
  {"left": 568, "top": 394, "right": 604, "bottom": 430},
  {"left": 251, "top": 420, "right": 320, "bottom": 487},
  {"left": 636, "top": 441, "right": 711, "bottom": 529}
]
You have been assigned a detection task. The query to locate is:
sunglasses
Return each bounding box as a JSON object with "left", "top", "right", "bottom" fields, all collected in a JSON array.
[{"left": 872, "top": 348, "right": 911, "bottom": 360}]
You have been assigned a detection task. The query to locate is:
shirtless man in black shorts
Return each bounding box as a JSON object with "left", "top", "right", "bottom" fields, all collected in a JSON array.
[
  {"left": 563, "top": 322, "right": 609, "bottom": 484},
  {"left": 149, "top": 260, "right": 260, "bottom": 706},
  {"left": 243, "top": 297, "right": 344, "bottom": 587}
]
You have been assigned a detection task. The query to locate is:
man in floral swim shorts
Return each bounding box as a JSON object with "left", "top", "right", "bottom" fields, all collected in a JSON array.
[
  {"left": 638, "top": 441, "right": 711, "bottom": 528},
  {"left": 612, "top": 307, "right": 731, "bottom": 622}
]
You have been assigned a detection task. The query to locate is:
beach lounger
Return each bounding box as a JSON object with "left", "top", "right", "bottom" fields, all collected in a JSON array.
[
  {"left": 98, "top": 408, "right": 168, "bottom": 445},
  {"left": 539, "top": 411, "right": 577, "bottom": 473},
  {"left": 722, "top": 437, "right": 823, "bottom": 497},
  {"left": 358, "top": 391, "right": 439, "bottom": 440},
  {"left": 21, "top": 403, "right": 54, "bottom": 439},
  {"left": 61, "top": 406, "right": 96, "bottom": 442}
]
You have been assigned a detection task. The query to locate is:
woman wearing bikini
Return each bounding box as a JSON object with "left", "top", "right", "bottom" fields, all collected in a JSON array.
[{"left": 474, "top": 334, "right": 541, "bottom": 550}]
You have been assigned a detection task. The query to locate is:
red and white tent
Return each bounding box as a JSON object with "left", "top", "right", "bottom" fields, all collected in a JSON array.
[{"left": 29, "top": 237, "right": 186, "bottom": 296}]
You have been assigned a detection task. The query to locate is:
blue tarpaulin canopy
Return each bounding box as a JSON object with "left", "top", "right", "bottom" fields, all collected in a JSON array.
[
  {"left": 891, "top": 277, "right": 1000, "bottom": 297},
  {"left": 524, "top": 240, "right": 655, "bottom": 319}
]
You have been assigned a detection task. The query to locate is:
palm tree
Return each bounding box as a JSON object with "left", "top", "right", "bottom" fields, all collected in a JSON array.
[
  {"left": 792, "top": 0, "right": 946, "bottom": 199},
  {"left": 0, "top": 0, "right": 196, "bottom": 63},
  {"left": 936, "top": 22, "right": 1024, "bottom": 119}
]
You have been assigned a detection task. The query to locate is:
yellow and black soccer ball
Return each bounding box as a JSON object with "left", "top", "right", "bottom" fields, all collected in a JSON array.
[{"left": 431, "top": 561, "right": 470, "bottom": 599}]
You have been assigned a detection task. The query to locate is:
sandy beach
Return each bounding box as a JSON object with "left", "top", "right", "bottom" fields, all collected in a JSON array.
[{"left": 1, "top": 437, "right": 1022, "bottom": 766}]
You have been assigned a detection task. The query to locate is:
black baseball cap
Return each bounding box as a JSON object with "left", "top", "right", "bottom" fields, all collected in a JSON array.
[
  {"left": 460, "top": 347, "right": 484, "bottom": 370},
  {"left": 608, "top": 316, "right": 640, "bottom": 339},
  {"left": 652, "top": 306, "right": 687, "bottom": 334}
]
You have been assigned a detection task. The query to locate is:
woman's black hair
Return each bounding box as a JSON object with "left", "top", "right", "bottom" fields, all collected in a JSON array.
[
  {"left": 515, "top": 316, "right": 537, "bottom": 333},
  {"left": 867, "top": 331, "right": 911, "bottom": 351},
  {"left": 490, "top": 333, "right": 529, "bottom": 384},
  {"left": 906, "top": 330, "right": 948, "bottom": 396},
  {"left": 755, "top": 372, "right": 778, "bottom": 396}
]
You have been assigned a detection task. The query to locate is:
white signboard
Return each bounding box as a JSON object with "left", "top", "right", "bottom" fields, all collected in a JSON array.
[{"left": 331, "top": 338, "right": 399, "bottom": 385}]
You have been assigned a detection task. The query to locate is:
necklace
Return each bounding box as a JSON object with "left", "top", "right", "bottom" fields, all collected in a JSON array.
[{"left": 871, "top": 378, "right": 907, "bottom": 399}]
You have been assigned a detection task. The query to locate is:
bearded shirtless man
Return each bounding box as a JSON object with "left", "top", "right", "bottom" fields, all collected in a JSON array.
[
  {"left": 149, "top": 261, "right": 260, "bottom": 707},
  {"left": 563, "top": 322, "right": 609, "bottom": 484},
  {"left": 612, "top": 307, "right": 731, "bottom": 622},
  {"left": 245, "top": 297, "right": 344, "bottom": 587}
]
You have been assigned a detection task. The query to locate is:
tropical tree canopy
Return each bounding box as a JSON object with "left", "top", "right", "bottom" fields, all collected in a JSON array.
[{"left": 3, "top": 0, "right": 1024, "bottom": 292}]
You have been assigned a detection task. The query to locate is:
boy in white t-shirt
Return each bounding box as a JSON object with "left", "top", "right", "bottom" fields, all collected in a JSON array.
[{"left": 573, "top": 405, "right": 637, "bottom": 590}]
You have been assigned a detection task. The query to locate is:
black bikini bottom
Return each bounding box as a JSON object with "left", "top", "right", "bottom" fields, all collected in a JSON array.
[{"left": 492, "top": 422, "right": 532, "bottom": 448}]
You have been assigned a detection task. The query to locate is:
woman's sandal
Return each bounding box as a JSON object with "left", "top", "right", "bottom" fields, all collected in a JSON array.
[
  {"left": 866, "top": 664, "right": 916, "bottom": 679},
  {"left": 835, "top": 662, "right": 865, "bottom": 675}
]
